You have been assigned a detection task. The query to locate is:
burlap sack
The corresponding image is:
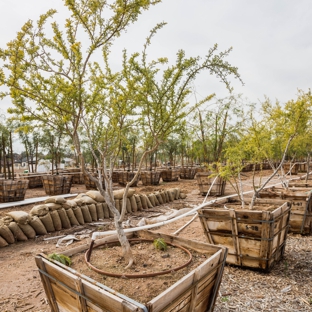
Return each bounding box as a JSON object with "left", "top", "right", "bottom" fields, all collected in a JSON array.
[
  {"left": 126, "top": 198, "right": 132, "bottom": 213},
  {"left": 46, "top": 202, "right": 62, "bottom": 211},
  {"left": 88, "top": 204, "right": 98, "bottom": 221},
  {"left": 130, "top": 196, "right": 137, "bottom": 212},
  {"left": 73, "top": 207, "right": 85, "bottom": 225},
  {"left": 145, "top": 195, "right": 153, "bottom": 208},
  {"left": 102, "top": 203, "right": 110, "bottom": 219},
  {"left": 30, "top": 204, "right": 49, "bottom": 216},
  {"left": 86, "top": 191, "right": 105, "bottom": 202},
  {"left": 174, "top": 188, "right": 180, "bottom": 200},
  {"left": 66, "top": 208, "right": 80, "bottom": 226},
  {"left": 180, "top": 192, "right": 187, "bottom": 199},
  {"left": 96, "top": 203, "right": 104, "bottom": 220},
  {"left": 45, "top": 196, "right": 66, "bottom": 204},
  {"left": 8, "top": 222, "right": 28, "bottom": 241},
  {"left": 164, "top": 191, "right": 169, "bottom": 203},
  {"left": 80, "top": 205, "right": 93, "bottom": 223},
  {"left": 154, "top": 193, "right": 162, "bottom": 206},
  {"left": 29, "top": 216, "right": 48, "bottom": 235},
  {"left": 140, "top": 195, "right": 148, "bottom": 209},
  {"left": 50, "top": 210, "right": 62, "bottom": 231},
  {"left": 0, "top": 236, "right": 8, "bottom": 247},
  {"left": 147, "top": 194, "right": 156, "bottom": 207},
  {"left": 74, "top": 195, "right": 97, "bottom": 206},
  {"left": 2, "top": 216, "right": 13, "bottom": 226},
  {"left": 62, "top": 200, "right": 77, "bottom": 209},
  {"left": 58, "top": 208, "right": 71, "bottom": 229},
  {"left": 167, "top": 189, "right": 175, "bottom": 201},
  {"left": 6, "top": 211, "right": 30, "bottom": 225},
  {"left": 113, "top": 188, "right": 136, "bottom": 199},
  {"left": 0, "top": 224, "right": 15, "bottom": 244},
  {"left": 18, "top": 223, "right": 36, "bottom": 239},
  {"left": 39, "top": 213, "right": 55, "bottom": 232},
  {"left": 160, "top": 191, "right": 167, "bottom": 203},
  {"left": 134, "top": 195, "right": 142, "bottom": 211},
  {"left": 155, "top": 193, "right": 163, "bottom": 205}
]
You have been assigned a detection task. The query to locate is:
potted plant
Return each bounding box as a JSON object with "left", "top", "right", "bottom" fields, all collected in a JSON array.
[{"left": 198, "top": 94, "right": 311, "bottom": 270}]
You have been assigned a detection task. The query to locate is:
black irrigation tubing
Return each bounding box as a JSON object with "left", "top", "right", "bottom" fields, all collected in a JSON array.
[{"left": 85, "top": 238, "right": 193, "bottom": 278}]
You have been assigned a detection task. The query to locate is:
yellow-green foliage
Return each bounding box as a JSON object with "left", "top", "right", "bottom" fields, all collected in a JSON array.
[
  {"left": 48, "top": 253, "right": 72, "bottom": 266},
  {"left": 153, "top": 238, "right": 168, "bottom": 251}
]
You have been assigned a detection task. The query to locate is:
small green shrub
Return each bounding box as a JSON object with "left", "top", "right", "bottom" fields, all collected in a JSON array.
[
  {"left": 48, "top": 253, "right": 72, "bottom": 266},
  {"left": 153, "top": 238, "right": 168, "bottom": 251}
]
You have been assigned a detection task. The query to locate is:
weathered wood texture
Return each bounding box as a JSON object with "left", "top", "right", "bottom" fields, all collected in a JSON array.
[
  {"left": 196, "top": 173, "right": 226, "bottom": 196},
  {"left": 258, "top": 187, "right": 312, "bottom": 235},
  {"left": 20, "top": 173, "right": 44, "bottom": 188},
  {"left": 161, "top": 169, "right": 180, "bottom": 182},
  {"left": 198, "top": 199, "right": 291, "bottom": 271},
  {"left": 41, "top": 175, "right": 73, "bottom": 196},
  {"left": 35, "top": 231, "right": 227, "bottom": 312},
  {"left": 282, "top": 162, "right": 299, "bottom": 175},
  {"left": 118, "top": 172, "right": 139, "bottom": 187},
  {"left": 140, "top": 171, "right": 161, "bottom": 186},
  {"left": 179, "top": 168, "right": 197, "bottom": 179},
  {"left": 0, "top": 179, "right": 29, "bottom": 202}
]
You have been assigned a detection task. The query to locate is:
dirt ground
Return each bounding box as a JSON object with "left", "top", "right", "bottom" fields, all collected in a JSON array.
[{"left": 0, "top": 172, "right": 311, "bottom": 311}]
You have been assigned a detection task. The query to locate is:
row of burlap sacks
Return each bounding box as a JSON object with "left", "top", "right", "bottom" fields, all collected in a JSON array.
[{"left": 0, "top": 188, "right": 185, "bottom": 247}]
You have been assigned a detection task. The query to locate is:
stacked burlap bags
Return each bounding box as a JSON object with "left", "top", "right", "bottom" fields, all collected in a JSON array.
[{"left": 0, "top": 188, "right": 186, "bottom": 247}]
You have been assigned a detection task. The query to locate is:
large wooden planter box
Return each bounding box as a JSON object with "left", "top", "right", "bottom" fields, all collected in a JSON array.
[
  {"left": 35, "top": 231, "right": 227, "bottom": 312},
  {"left": 0, "top": 179, "right": 29, "bottom": 202},
  {"left": 20, "top": 173, "right": 44, "bottom": 188},
  {"left": 198, "top": 198, "right": 291, "bottom": 271},
  {"left": 258, "top": 187, "right": 312, "bottom": 235},
  {"left": 41, "top": 175, "right": 73, "bottom": 196},
  {"left": 196, "top": 172, "right": 226, "bottom": 196},
  {"left": 118, "top": 171, "right": 139, "bottom": 187},
  {"left": 283, "top": 162, "right": 299, "bottom": 175},
  {"left": 180, "top": 167, "right": 197, "bottom": 179},
  {"left": 66, "top": 169, "right": 84, "bottom": 184},
  {"left": 161, "top": 169, "right": 180, "bottom": 182},
  {"left": 140, "top": 171, "right": 161, "bottom": 185}
]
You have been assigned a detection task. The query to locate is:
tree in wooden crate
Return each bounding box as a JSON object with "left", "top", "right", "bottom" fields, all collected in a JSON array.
[
  {"left": 212, "top": 90, "right": 312, "bottom": 209},
  {"left": 0, "top": 0, "right": 242, "bottom": 268}
]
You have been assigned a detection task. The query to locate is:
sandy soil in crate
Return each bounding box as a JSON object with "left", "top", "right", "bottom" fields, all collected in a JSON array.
[{"left": 0, "top": 171, "right": 311, "bottom": 311}]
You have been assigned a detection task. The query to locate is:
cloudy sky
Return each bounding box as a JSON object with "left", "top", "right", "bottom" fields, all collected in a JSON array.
[{"left": 0, "top": 0, "right": 312, "bottom": 116}]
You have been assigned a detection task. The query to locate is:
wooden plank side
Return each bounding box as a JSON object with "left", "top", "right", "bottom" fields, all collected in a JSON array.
[
  {"left": 258, "top": 211, "right": 271, "bottom": 270},
  {"left": 37, "top": 255, "right": 140, "bottom": 312},
  {"left": 35, "top": 256, "right": 60, "bottom": 312},
  {"left": 147, "top": 250, "right": 222, "bottom": 312},
  {"left": 229, "top": 209, "right": 241, "bottom": 266}
]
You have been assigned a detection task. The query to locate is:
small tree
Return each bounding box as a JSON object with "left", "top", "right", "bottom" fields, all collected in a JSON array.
[{"left": 1, "top": 1, "right": 242, "bottom": 268}]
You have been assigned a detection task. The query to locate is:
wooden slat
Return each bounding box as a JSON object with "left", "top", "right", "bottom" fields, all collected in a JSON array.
[
  {"left": 229, "top": 209, "right": 241, "bottom": 266},
  {"left": 35, "top": 256, "right": 60, "bottom": 312}
]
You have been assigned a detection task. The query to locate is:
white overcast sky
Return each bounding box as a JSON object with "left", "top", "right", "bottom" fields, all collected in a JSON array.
[{"left": 0, "top": 0, "right": 312, "bottom": 117}]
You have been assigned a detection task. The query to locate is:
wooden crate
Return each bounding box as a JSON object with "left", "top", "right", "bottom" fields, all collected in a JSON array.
[
  {"left": 20, "top": 173, "right": 44, "bottom": 188},
  {"left": 196, "top": 172, "right": 226, "bottom": 196},
  {"left": 0, "top": 179, "right": 29, "bottom": 202},
  {"left": 35, "top": 231, "right": 227, "bottom": 312},
  {"left": 118, "top": 171, "right": 139, "bottom": 187},
  {"left": 161, "top": 169, "right": 180, "bottom": 182},
  {"left": 198, "top": 198, "right": 291, "bottom": 271},
  {"left": 140, "top": 171, "right": 161, "bottom": 185},
  {"left": 282, "top": 162, "right": 299, "bottom": 175},
  {"left": 66, "top": 169, "right": 84, "bottom": 184},
  {"left": 258, "top": 187, "right": 312, "bottom": 235},
  {"left": 180, "top": 168, "right": 197, "bottom": 179},
  {"left": 41, "top": 175, "right": 73, "bottom": 196}
]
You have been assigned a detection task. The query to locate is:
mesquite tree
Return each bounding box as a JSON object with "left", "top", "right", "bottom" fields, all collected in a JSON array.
[{"left": 0, "top": 1, "right": 242, "bottom": 268}]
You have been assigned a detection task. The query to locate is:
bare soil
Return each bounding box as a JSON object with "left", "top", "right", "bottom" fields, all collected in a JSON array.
[{"left": 0, "top": 172, "right": 311, "bottom": 311}]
